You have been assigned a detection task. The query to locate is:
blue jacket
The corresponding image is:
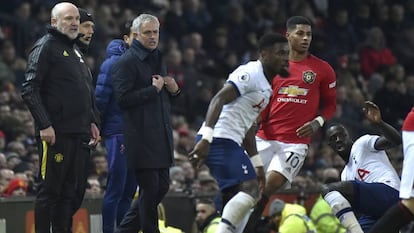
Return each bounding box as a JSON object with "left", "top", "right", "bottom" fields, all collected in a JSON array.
[{"left": 95, "top": 39, "right": 127, "bottom": 136}]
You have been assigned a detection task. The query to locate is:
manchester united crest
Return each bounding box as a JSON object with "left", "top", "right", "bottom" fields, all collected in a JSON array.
[{"left": 302, "top": 70, "right": 316, "bottom": 84}]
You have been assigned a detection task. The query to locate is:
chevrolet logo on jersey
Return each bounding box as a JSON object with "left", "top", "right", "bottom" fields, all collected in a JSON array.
[{"left": 278, "top": 85, "right": 308, "bottom": 97}]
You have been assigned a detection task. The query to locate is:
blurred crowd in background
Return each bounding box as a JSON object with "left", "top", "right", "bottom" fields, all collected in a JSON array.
[{"left": 0, "top": 0, "right": 412, "bottom": 204}]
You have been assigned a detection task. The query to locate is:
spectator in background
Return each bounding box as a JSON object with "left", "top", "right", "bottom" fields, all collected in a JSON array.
[
  {"left": 85, "top": 176, "right": 103, "bottom": 198},
  {"left": 111, "top": 13, "right": 180, "bottom": 233},
  {"left": 0, "top": 130, "right": 6, "bottom": 152},
  {"left": 11, "top": 1, "right": 38, "bottom": 58},
  {"left": 392, "top": 22, "right": 414, "bottom": 74},
  {"left": 169, "top": 166, "right": 186, "bottom": 192},
  {"left": 195, "top": 198, "right": 221, "bottom": 233},
  {"left": 181, "top": 0, "right": 211, "bottom": 34},
  {"left": 0, "top": 40, "right": 27, "bottom": 87},
  {"left": 359, "top": 27, "right": 396, "bottom": 79},
  {"left": 6, "top": 152, "right": 21, "bottom": 171},
  {"left": 404, "top": 75, "right": 414, "bottom": 108},
  {"left": 90, "top": 150, "right": 108, "bottom": 189},
  {"left": 195, "top": 171, "right": 219, "bottom": 194},
  {"left": 373, "top": 71, "right": 407, "bottom": 130},
  {"left": 265, "top": 198, "right": 316, "bottom": 233},
  {"left": 0, "top": 153, "right": 6, "bottom": 169},
  {"left": 1, "top": 177, "right": 27, "bottom": 197},
  {"left": 163, "top": 0, "right": 188, "bottom": 41},
  {"left": 351, "top": 2, "right": 374, "bottom": 43},
  {"left": 180, "top": 161, "right": 195, "bottom": 190},
  {"left": 325, "top": 8, "right": 358, "bottom": 60},
  {"left": 182, "top": 32, "right": 214, "bottom": 75},
  {"left": 382, "top": 4, "right": 407, "bottom": 48},
  {"left": 0, "top": 168, "right": 14, "bottom": 193},
  {"left": 95, "top": 19, "right": 137, "bottom": 233}
]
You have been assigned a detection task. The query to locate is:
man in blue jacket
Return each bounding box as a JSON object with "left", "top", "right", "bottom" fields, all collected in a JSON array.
[{"left": 95, "top": 21, "right": 137, "bottom": 233}]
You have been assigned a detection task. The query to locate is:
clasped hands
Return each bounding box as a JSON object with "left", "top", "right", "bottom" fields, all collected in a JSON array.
[{"left": 152, "top": 75, "right": 179, "bottom": 93}]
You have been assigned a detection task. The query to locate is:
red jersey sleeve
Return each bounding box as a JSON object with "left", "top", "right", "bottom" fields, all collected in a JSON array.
[
  {"left": 403, "top": 108, "right": 414, "bottom": 131},
  {"left": 319, "top": 61, "right": 336, "bottom": 121}
]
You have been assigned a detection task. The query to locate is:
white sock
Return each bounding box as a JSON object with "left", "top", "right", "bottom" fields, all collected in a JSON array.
[
  {"left": 234, "top": 208, "right": 252, "bottom": 233},
  {"left": 215, "top": 192, "right": 256, "bottom": 233},
  {"left": 324, "top": 191, "right": 363, "bottom": 233}
]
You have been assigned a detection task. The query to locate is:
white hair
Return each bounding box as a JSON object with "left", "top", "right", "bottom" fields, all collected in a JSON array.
[
  {"left": 131, "top": 13, "right": 159, "bottom": 33},
  {"left": 50, "top": 2, "right": 77, "bottom": 20}
]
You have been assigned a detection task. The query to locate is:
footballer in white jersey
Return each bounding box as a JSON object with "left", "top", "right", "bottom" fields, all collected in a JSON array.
[
  {"left": 341, "top": 134, "right": 400, "bottom": 191},
  {"left": 323, "top": 101, "right": 401, "bottom": 232},
  {"left": 204, "top": 60, "right": 272, "bottom": 145},
  {"left": 189, "top": 33, "right": 289, "bottom": 233}
]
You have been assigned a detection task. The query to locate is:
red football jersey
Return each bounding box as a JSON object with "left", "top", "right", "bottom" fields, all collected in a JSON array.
[
  {"left": 403, "top": 108, "right": 414, "bottom": 131},
  {"left": 257, "top": 54, "right": 336, "bottom": 144}
]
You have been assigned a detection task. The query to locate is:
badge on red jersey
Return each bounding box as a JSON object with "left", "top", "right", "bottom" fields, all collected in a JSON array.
[{"left": 302, "top": 70, "right": 316, "bottom": 84}]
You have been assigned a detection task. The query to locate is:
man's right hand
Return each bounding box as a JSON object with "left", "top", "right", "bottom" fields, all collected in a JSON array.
[
  {"left": 40, "top": 126, "right": 56, "bottom": 145},
  {"left": 188, "top": 140, "right": 210, "bottom": 169},
  {"left": 152, "top": 75, "right": 165, "bottom": 92},
  {"left": 363, "top": 101, "right": 382, "bottom": 123}
]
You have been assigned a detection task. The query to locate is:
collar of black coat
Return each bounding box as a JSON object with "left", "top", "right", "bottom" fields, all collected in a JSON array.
[
  {"left": 131, "top": 38, "right": 158, "bottom": 61},
  {"left": 75, "top": 38, "right": 89, "bottom": 55},
  {"left": 47, "top": 26, "right": 77, "bottom": 45}
]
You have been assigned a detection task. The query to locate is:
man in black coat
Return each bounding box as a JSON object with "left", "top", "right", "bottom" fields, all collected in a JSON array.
[{"left": 111, "top": 13, "right": 180, "bottom": 233}]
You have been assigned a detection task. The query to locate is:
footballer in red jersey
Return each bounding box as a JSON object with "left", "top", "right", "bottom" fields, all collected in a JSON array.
[{"left": 245, "top": 16, "right": 336, "bottom": 232}]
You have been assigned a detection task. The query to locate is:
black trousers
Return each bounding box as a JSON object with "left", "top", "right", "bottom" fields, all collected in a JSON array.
[
  {"left": 34, "top": 134, "right": 90, "bottom": 233},
  {"left": 116, "top": 168, "right": 169, "bottom": 233}
]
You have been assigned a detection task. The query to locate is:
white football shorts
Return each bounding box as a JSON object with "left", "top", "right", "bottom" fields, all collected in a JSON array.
[
  {"left": 400, "top": 130, "right": 414, "bottom": 199},
  {"left": 256, "top": 136, "right": 308, "bottom": 183}
]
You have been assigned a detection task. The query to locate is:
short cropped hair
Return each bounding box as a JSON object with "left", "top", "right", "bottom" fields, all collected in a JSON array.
[
  {"left": 286, "top": 16, "right": 312, "bottom": 30},
  {"left": 131, "top": 13, "right": 159, "bottom": 33},
  {"left": 119, "top": 20, "right": 132, "bottom": 37},
  {"left": 258, "top": 33, "right": 287, "bottom": 51}
]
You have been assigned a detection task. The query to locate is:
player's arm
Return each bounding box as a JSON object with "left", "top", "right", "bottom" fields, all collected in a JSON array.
[
  {"left": 189, "top": 83, "right": 239, "bottom": 167},
  {"left": 297, "top": 63, "right": 336, "bottom": 138},
  {"left": 363, "top": 101, "right": 402, "bottom": 150},
  {"left": 22, "top": 43, "right": 52, "bottom": 130},
  {"left": 243, "top": 122, "right": 265, "bottom": 191},
  {"left": 204, "top": 83, "right": 239, "bottom": 128},
  {"left": 319, "top": 63, "right": 337, "bottom": 121}
]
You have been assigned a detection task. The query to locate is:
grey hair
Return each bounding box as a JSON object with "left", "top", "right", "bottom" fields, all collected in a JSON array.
[
  {"left": 131, "top": 13, "right": 159, "bottom": 33},
  {"left": 51, "top": 2, "right": 76, "bottom": 19}
]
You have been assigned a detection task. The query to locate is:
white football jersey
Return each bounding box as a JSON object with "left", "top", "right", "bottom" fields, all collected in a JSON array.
[
  {"left": 200, "top": 60, "right": 272, "bottom": 145},
  {"left": 341, "top": 135, "right": 400, "bottom": 191}
]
